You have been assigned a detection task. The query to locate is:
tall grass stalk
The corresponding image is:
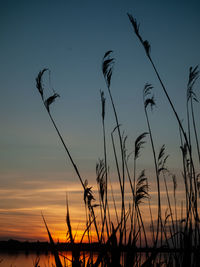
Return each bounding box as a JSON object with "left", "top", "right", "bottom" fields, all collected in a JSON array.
[
  {"left": 36, "top": 69, "right": 100, "bottom": 244},
  {"left": 143, "top": 83, "right": 161, "bottom": 246},
  {"left": 42, "top": 214, "right": 63, "bottom": 267},
  {"left": 34, "top": 14, "right": 200, "bottom": 266},
  {"left": 100, "top": 90, "right": 110, "bottom": 240},
  {"left": 187, "top": 66, "right": 200, "bottom": 164},
  {"left": 128, "top": 13, "right": 200, "bottom": 250},
  {"left": 127, "top": 13, "right": 199, "bottom": 218},
  {"left": 102, "top": 51, "right": 126, "bottom": 243}
]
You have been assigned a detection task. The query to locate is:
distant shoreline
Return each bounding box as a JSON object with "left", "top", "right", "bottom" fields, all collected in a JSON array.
[{"left": 0, "top": 239, "right": 199, "bottom": 254}]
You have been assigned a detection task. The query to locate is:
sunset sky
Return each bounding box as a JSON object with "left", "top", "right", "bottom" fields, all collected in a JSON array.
[{"left": 0, "top": 0, "right": 200, "bottom": 242}]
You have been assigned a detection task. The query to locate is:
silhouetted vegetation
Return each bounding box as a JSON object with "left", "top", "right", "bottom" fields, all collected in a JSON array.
[{"left": 34, "top": 14, "right": 200, "bottom": 266}]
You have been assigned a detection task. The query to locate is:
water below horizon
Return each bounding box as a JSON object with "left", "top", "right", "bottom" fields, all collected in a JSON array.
[
  {"left": 0, "top": 251, "right": 75, "bottom": 267},
  {"left": 0, "top": 251, "right": 196, "bottom": 266}
]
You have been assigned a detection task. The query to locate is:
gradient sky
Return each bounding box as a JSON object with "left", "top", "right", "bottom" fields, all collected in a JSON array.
[{"left": 0, "top": 0, "right": 200, "bottom": 242}]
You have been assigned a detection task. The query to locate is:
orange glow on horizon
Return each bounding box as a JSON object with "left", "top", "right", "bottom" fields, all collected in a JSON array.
[{"left": 0, "top": 171, "right": 191, "bottom": 244}]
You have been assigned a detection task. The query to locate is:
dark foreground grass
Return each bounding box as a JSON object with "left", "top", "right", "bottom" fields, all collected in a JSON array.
[{"left": 35, "top": 14, "right": 200, "bottom": 267}]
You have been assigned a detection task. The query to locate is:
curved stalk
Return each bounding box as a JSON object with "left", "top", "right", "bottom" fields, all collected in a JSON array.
[{"left": 144, "top": 106, "right": 161, "bottom": 246}]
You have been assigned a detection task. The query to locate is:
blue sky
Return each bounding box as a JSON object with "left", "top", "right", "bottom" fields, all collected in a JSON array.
[{"left": 0, "top": 0, "right": 200, "bottom": 241}]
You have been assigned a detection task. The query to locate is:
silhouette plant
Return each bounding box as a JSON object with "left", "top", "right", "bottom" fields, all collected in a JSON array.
[{"left": 34, "top": 13, "right": 200, "bottom": 267}]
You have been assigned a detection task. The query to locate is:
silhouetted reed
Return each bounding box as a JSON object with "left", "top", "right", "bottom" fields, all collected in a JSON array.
[{"left": 34, "top": 13, "right": 200, "bottom": 267}]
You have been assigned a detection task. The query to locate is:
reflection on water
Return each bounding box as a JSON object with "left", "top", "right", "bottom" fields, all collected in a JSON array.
[
  {"left": 0, "top": 251, "right": 196, "bottom": 266},
  {"left": 0, "top": 252, "right": 68, "bottom": 267},
  {"left": 0, "top": 251, "right": 98, "bottom": 267}
]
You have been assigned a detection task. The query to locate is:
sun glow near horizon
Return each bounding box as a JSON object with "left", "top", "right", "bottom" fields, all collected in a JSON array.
[
  {"left": 0, "top": 2, "right": 200, "bottom": 257},
  {"left": 0, "top": 174, "right": 188, "bottom": 243}
]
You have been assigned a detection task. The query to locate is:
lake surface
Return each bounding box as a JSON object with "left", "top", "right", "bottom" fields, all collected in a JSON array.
[
  {"left": 0, "top": 252, "right": 74, "bottom": 267},
  {"left": 0, "top": 251, "right": 194, "bottom": 266}
]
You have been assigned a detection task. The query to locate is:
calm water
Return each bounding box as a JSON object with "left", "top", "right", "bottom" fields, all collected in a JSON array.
[
  {"left": 0, "top": 251, "right": 75, "bottom": 267},
  {"left": 0, "top": 251, "right": 194, "bottom": 266}
]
